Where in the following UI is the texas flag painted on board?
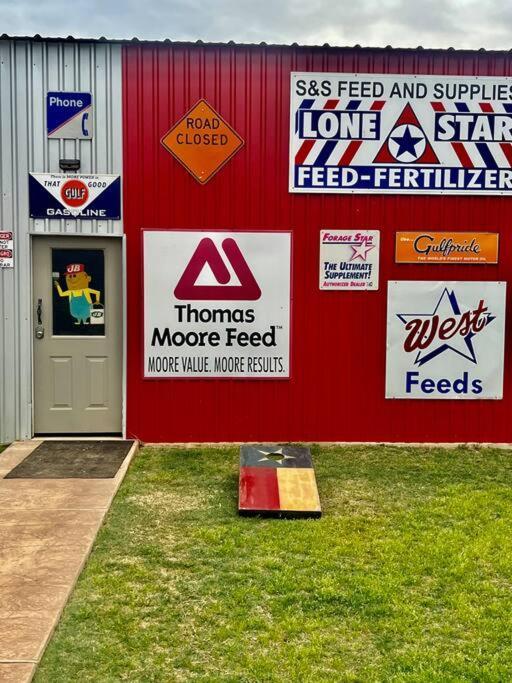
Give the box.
[238,444,321,517]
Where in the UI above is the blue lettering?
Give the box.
[472,379,483,394]
[404,371,483,396]
[421,378,435,394]
[406,371,420,393]
[437,379,451,394]
[453,373,469,394]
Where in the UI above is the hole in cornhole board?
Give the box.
[264,452,285,462]
[4,440,134,479]
[238,444,322,518]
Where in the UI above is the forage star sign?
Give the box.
[396,287,495,367]
[319,229,380,291]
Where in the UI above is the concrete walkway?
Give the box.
[0,440,138,683]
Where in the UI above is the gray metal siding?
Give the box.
[0,40,123,442]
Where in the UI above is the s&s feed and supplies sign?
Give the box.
[290,73,512,195]
[144,231,291,378]
[386,281,506,399]
[320,230,379,290]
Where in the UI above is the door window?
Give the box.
[52,248,105,336]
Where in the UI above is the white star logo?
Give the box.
[350,243,375,261]
[256,447,296,465]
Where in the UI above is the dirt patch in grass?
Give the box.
[127,487,214,513]
[35,445,512,682]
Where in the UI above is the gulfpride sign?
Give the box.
[143,230,291,378]
[386,281,506,399]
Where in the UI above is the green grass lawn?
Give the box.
[35,445,512,682]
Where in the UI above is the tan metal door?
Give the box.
[32,237,122,434]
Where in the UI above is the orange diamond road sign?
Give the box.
[161,99,244,184]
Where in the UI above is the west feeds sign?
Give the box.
[386,281,506,399]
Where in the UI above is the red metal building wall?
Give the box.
[123,43,512,443]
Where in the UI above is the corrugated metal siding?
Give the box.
[124,43,512,443]
[0,39,122,442]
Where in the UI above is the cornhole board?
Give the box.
[238,444,321,518]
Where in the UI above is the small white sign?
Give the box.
[0,231,14,269]
[144,230,291,378]
[320,230,379,290]
[386,281,506,399]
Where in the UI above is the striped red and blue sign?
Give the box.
[290,73,512,195]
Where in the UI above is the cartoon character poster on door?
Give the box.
[52,249,105,336]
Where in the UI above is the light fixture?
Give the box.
[59,158,80,172]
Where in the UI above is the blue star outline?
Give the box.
[396,288,495,367]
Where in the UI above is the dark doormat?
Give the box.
[5,440,134,479]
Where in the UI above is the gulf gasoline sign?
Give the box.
[290,73,512,195]
[143,230,291,378]
[29,173,121,219]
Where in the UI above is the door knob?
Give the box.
[35,298,44,339]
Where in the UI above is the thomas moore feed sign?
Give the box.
[144,230,291,378]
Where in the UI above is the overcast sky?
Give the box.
[2,0,512,51]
